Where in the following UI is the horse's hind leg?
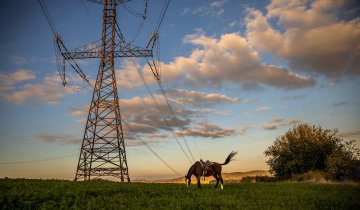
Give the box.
[213,175,219,188]
[219,175,224,190]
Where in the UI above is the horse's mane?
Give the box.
[186,161,199,177]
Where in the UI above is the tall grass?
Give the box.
[1,179,359,209]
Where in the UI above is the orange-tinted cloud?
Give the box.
[246,0,360,80]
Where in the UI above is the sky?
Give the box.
[0,0,359,181]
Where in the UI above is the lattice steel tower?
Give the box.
[57,0,154,182]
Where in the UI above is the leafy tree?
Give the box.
[264,123,360,180]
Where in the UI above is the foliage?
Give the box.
[264,123,360,180]
[240,176,277,183]
[1,179,360,210]
[290,170,330,183]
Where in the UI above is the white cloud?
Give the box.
[165,88,238,106]
[211,0,228,8]
[181,8,191,15]
[8,56,27,65]
[35,134,80,145]
[112,29,315,90]
[0,74,76,105]
[239,125,253,135]
[0,69,36,86]
[282,94,307,100]
[68,89,237,136]
[144,133,168,139]
[174,122,236,139]
[0,69,81,105]
[178,32,315,88]
[229,21,238,28]
[262,116,302,130]
[246,0,360,80]
[125,139,167,147]
[256,106,270,112]
[190,1,227,16]
[242,98,260,104]
[270,116,286,123]
[338,130,360,138]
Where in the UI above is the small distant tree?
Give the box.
[264,123,360,180]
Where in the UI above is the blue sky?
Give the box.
[0,0,359,181]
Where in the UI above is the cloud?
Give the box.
[35,134,80,145]
[181,8,191,15]
[113,29,315,91]
[0,69,36,85]
[125,139,167,147]
[115,58,182,90]
[229,21,238,28]
[211,0,228,8]
[270,116,286,123]
[0,74,76,105]
[8,56,27,65]
[69,88,237,136]
[184,1,227,16]
[282,94,307,100]
[165,88,238,106]
[338,130,360,138]
[144,133,168,139]
[246,0,360,80]
[70,96,189,134]
[174,122,236,139]
[35,133,166,147]
[256,106,270,112]
[69,106,88,116]
[262,116,302,130]
[262,124,277,130]
[242,98,260,104]
[178,32,314,89]
[239,125,253,135]
[332,102,349,108]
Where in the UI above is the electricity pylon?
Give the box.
[57,0,154,182]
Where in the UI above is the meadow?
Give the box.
[1,179,359,210]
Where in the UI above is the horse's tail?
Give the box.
[220,151,237,165]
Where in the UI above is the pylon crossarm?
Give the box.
[88,0,130,5]
[54,35,93,87]
[62,49,153,59]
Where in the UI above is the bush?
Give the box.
[241,176,277,183]
[290,171,330,183]
[264,124,360,181]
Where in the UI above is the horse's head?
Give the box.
[184,175,191,187]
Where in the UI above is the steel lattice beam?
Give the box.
[62,49,153,59]
[74,0,134,182]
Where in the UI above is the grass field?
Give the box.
[1,179,359,210]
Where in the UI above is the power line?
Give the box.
[80,0,101,31]
[38,0,58,36]
[0,154,77,165]
[38,0,92,88]
[156,80,196,162]
[130,58,194,165]
[122,120,182,177]
[154,0,170,33]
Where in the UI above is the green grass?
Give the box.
[1,179,359,210]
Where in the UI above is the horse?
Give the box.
[185,151,237,189]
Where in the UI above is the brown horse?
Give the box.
[185,151,237,189]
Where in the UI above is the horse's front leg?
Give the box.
[196,176,201,188]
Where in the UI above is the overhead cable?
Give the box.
[122,121,182,177]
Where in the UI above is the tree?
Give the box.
[264,123,359,180]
